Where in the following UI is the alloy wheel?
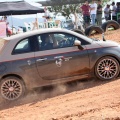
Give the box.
[1,78,23,100]
[96,57,119,80]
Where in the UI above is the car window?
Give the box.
[54,33,74,48]
[36,32,89,51]
[13,38,31,54]
[37,33,56,51]
[53,33,89,47]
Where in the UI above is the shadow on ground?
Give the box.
[0,78,119,111]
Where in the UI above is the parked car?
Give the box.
[0,28,120,101]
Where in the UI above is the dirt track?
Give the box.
[0,30,120,120]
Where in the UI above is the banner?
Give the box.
[0,22,6,38]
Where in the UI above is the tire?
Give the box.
[72,29,85,35]
[95,56,120,81]
[102,20,120,32]
[0,77,25,101]
[85,25,103,36]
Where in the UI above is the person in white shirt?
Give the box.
[111,2,117,21]
[42,7,51,28]
[44,7,50,19]
[104,4,111,21]
[90,0,97,25]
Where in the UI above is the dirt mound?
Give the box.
[90,29,120,44]
[1,78,120,120]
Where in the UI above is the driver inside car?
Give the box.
[41,34,53,50]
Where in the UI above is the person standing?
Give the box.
[44,7,50,20]
[97,0,102,26]
[1,16,11,36]
[116,2,120,21]
[90,0,97,25]
[80,0,91,28]
[1,16,9,28]
[111,2,117,21]
[104,4,111,21]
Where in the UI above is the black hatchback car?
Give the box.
[0,28,120,101]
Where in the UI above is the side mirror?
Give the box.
[74,40,84,50]
[74,40,81,46]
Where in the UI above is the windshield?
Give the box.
[78,34,94,43]
[71,30,94,43]
[0,38,8,53]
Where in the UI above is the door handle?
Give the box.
[36,58,47,62]
[54,56,64,59]
[64,57,72,61]
[54,56,72,61]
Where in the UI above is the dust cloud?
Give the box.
[0,79,96,110]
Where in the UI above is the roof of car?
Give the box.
[4,28,77,41]
[4,28,93,44]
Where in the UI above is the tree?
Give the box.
[48,3,83,29]
[47,0,110,29]
[38,0,110,6]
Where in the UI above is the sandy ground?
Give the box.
[0,29,120,120]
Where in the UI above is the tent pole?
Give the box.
[11,14,13,35]
[36,13,39,29]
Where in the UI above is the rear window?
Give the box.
[0,38,8,53]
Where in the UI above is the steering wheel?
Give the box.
[59,40,68,47]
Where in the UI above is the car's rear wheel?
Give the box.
[95,56,120,80]
[0,77,25,101]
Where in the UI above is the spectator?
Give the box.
[116,2,120,16]
[0,16,11,36]
[116,2,120,21]
[44,7,50,20]
[90,0,97,25]
[111,2,117,21]
[80,0,91,28]
[43,7,51,28]
[1,16,9,23]
[104,4,111,21]
[97,0,102,26]
[1,16,9,28]
[41,34,53,50]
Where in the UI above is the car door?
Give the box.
[34,32,90,81]
[11,36,40,88]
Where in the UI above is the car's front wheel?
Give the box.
[95,56,120,80]
[0,77,25,101]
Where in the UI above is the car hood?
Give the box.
[93,39,120,47]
